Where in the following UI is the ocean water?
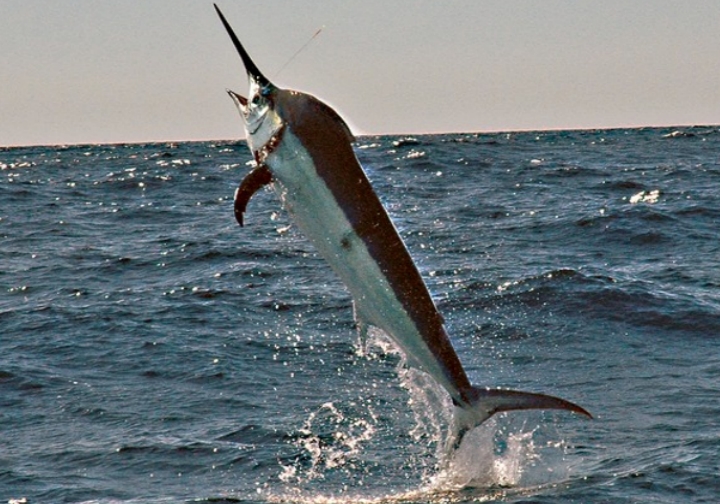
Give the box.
[1,126,719,503]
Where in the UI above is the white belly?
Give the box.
[265,130,460,397]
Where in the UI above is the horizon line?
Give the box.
[2,122,717,150]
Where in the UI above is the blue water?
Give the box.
[2,127,719,503]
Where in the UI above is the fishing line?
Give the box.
[274,26,325,79]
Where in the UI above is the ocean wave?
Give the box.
[3,129,720,503]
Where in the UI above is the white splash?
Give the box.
[629,189,660,204]
[279,401,378,484]
[271,329,575,503]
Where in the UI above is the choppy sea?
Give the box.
[2,126,720,503]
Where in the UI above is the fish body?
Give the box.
[214,4,590,440]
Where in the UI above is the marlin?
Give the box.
[214,5,591,444]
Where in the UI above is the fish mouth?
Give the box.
[226,89,247,108]
[226,89,264,135]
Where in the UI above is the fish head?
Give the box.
[226,85,283,155]
[215,4,284,154]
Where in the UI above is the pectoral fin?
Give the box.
[234,164,273,226]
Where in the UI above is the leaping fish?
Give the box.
[214,4,591,445]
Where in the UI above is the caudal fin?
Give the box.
[453,386,592,448]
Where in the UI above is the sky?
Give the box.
[1,0,719,147]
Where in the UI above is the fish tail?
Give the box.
[453,386,592,448]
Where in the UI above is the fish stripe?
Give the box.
[281,91,473,399]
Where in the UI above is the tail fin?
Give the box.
[453,386,592,448]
